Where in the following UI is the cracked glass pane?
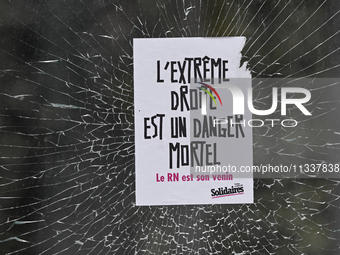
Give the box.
[0,0,339,254]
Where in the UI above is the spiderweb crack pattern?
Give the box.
[0,0,339,254]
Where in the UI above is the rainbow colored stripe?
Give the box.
[197,82,223,106]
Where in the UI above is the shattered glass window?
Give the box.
[0,0,339,254]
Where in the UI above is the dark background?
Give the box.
[0,0,339,254]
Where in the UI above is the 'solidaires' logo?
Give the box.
[211,183,244,199]
[198,82,311,116]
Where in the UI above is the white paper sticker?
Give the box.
[134,37,253,206]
